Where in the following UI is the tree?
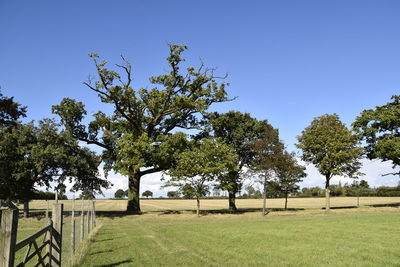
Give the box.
[275,152,306,209]
[251,125,285,215]
[181,184,196,199]
[202,111,272,211]
[0,90,26,128]
[167,191,180,198]
[353,95,400,176]
[52,44,230,213]
[166,138,238,216]
[0,119,110,216]
[296,114,363,211]
[115,189,126,199]
[142,190,153,198]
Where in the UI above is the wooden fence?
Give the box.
[0,200,96,267]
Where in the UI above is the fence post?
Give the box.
[0,207,18,267]
[71,196,75,254]
[51,204,63,266]
[86,209,90,235]
[80,200,84,242]
[46,200,49,219]
[91,200,96,229]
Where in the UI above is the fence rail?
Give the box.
[1,199,96,267]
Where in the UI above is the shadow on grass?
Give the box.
[156,207,305,216]
[96,259,133,267]
[367,202,400,208]
[321,206,358,210]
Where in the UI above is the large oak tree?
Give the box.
[52,44,230,213]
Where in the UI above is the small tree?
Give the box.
[166,138,237,216]
[251,125,285,216]
[296,114,363,211]
[115,189,126,199]
[181,184,196,199]
[142,190,153,198]
[275,152,306,209]
[167,191,179,198]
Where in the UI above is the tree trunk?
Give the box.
[262,179,267,216]
[196,197,200,217]
[23,200,29,218]
[127,172,142,214]
[228,191,237,212]
[325,176,331,212]
[285,192,288,210]
[325,188,330,212]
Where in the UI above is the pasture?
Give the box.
[22,196,400,213]
[12,197,400,266]
[78,209,400,266]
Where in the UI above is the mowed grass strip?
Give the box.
[79,209,400,266]
[23,197,400,213]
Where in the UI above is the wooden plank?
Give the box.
[15,226,51,251]
[0,208,18,267]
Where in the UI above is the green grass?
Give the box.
[79,209,400,266]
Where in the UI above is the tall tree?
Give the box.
[53,44,230,213]
[353,95,400,176]
[202,111,272,211]
[296,114,363,211]
[275,152,306,209]
[166,138,237,216]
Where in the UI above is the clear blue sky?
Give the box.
[1,1,399,195]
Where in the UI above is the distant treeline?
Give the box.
[298,184,400,198]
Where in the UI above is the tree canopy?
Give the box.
[202,111,274,211]
[296,114,363,211]
[166,138,238,216]
[0,90,26,128]
[353,95,400,176]
[52,44,231,213]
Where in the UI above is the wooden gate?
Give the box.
[0,203,63,267]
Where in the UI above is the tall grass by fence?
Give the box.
[0,199,97,267]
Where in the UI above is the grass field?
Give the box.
[22,197,400,213]
[78,208,400,266]
[12,197,400,266]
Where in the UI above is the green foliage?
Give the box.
[296,114,364,188]
[142,190,153,198]
[115,189,127,199]
[0,119,110,202]
[275,152,306,199]
[167,191,180,198]
[181,184,196,199]
[203,111,279,209]
[165,138,238,214]
[353,95,400,176]
[52,44,231,212]
[0,90,26,127]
